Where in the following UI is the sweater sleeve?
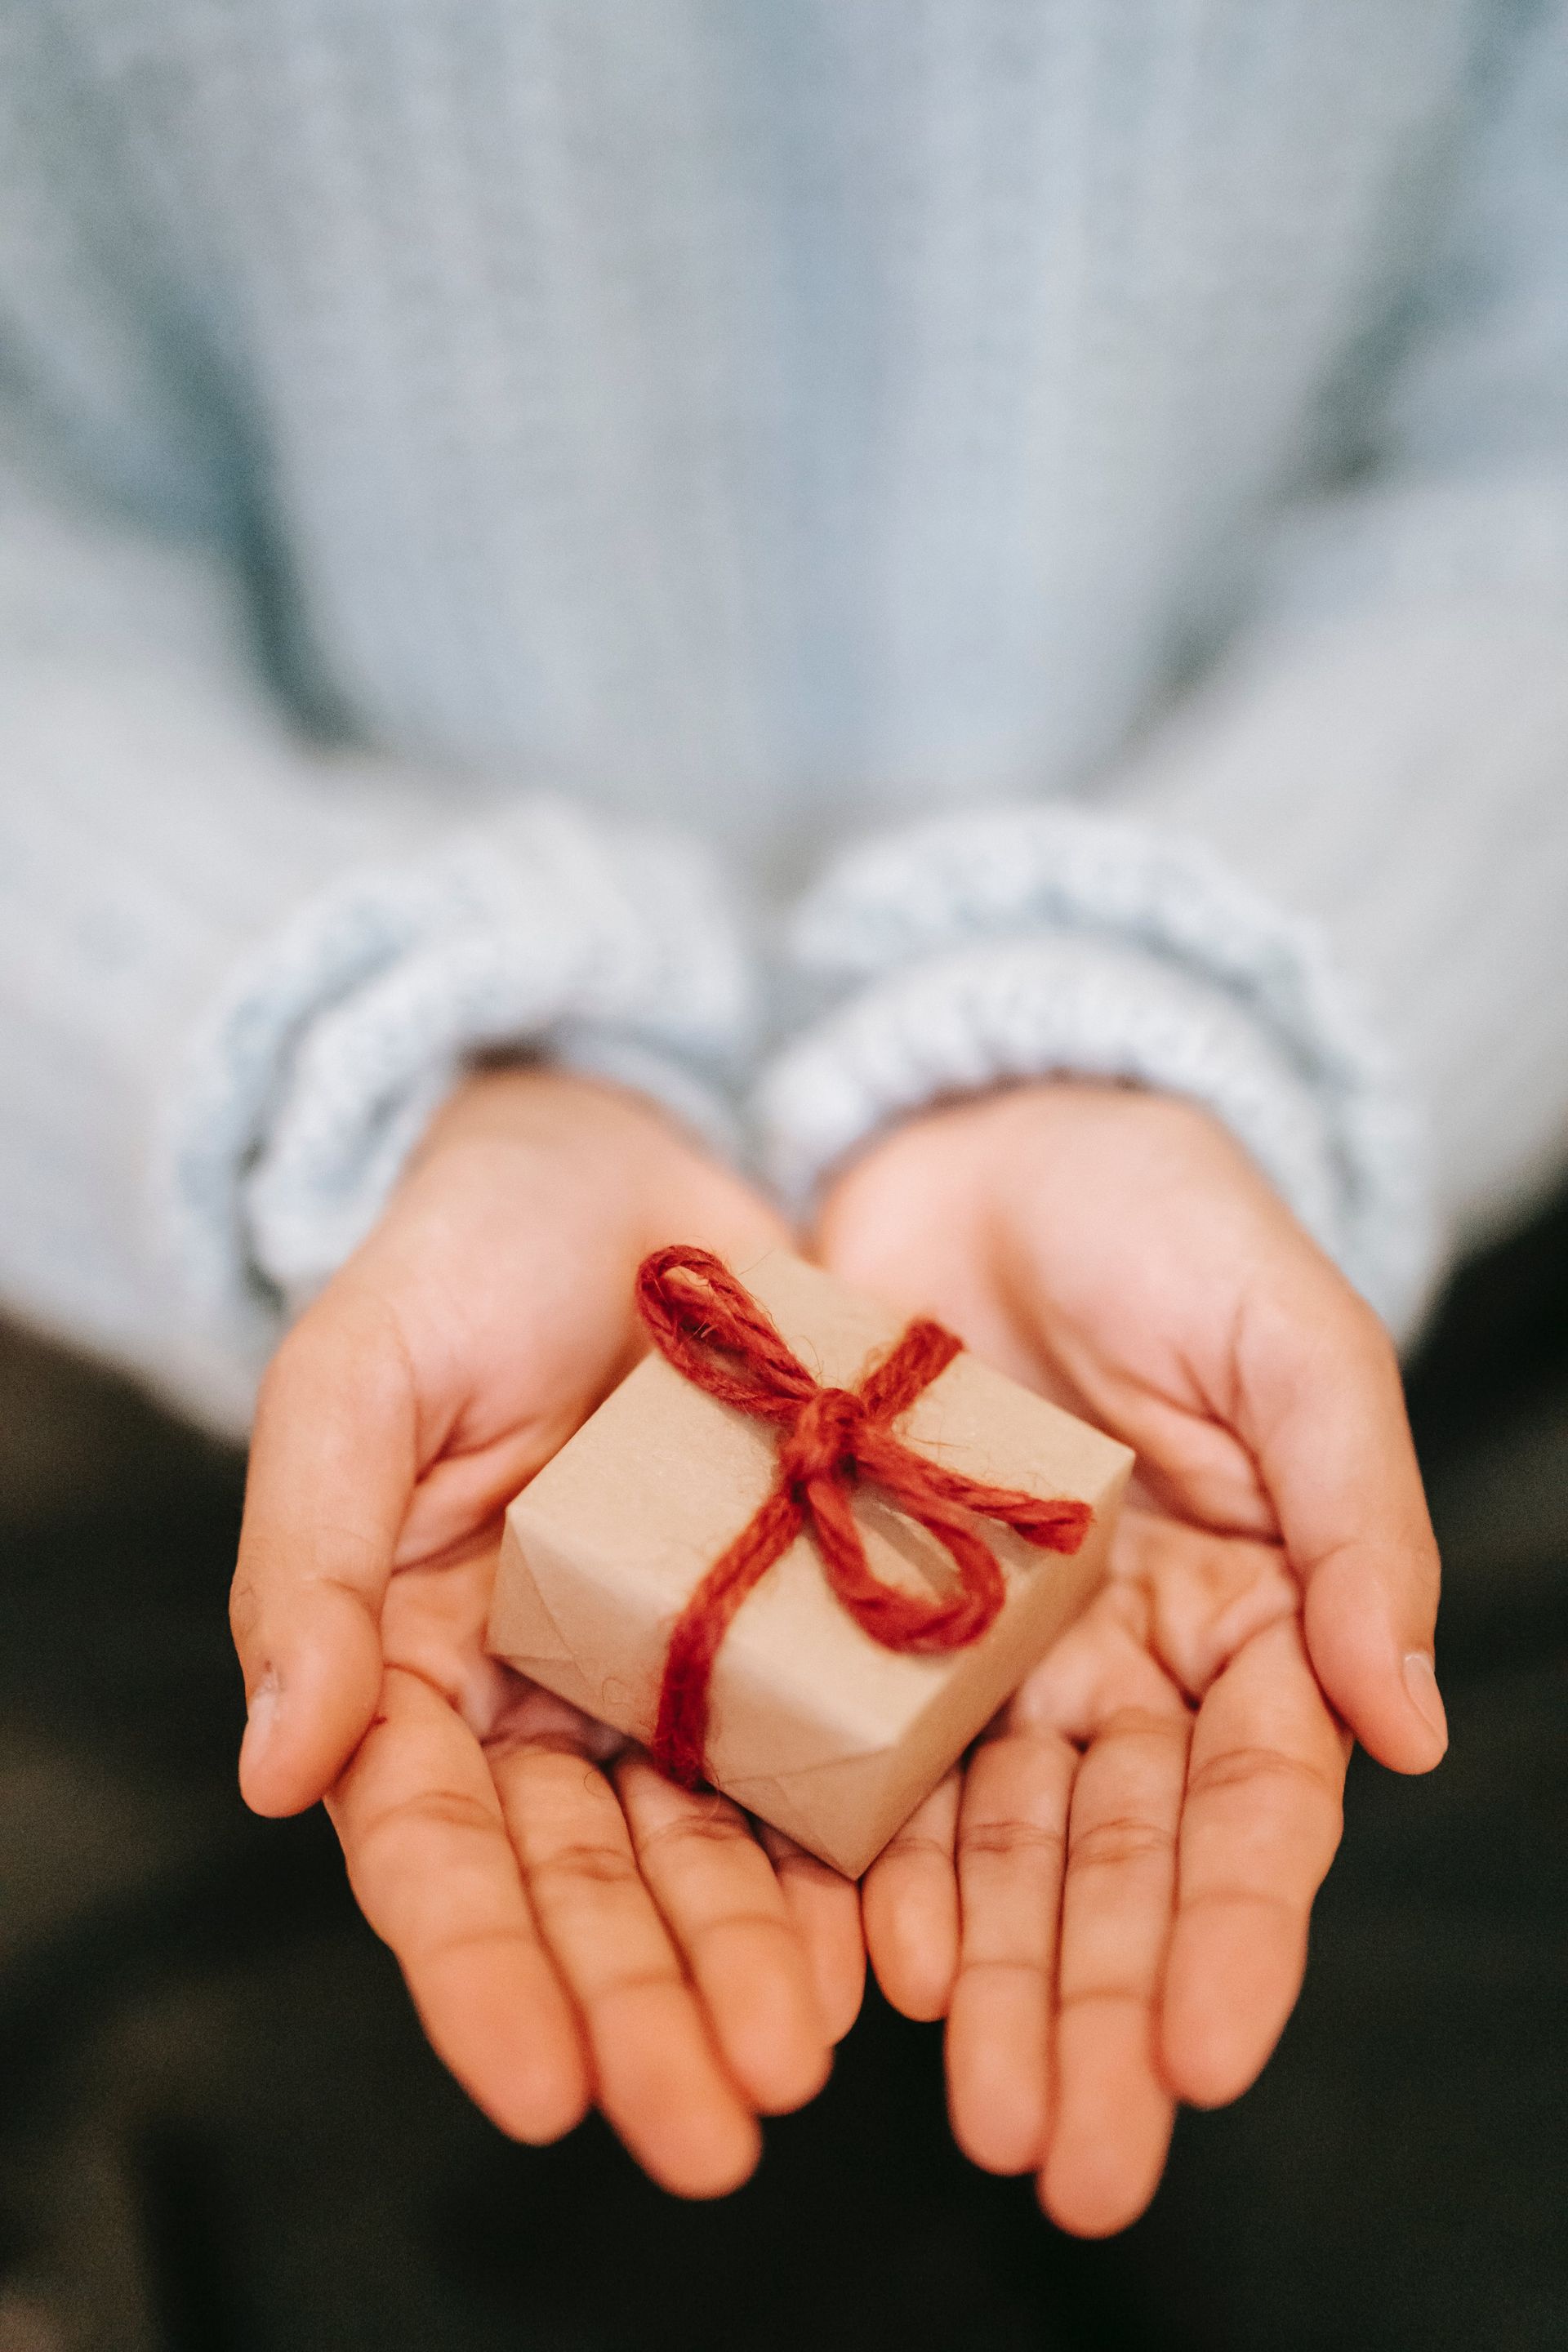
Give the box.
[0,42,748,1432]
[757,0,1568,1340]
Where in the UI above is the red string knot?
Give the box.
[778,1386,866,1493]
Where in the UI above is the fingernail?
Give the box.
[1401,1651,1448,1756]
[240,1672,280,1780]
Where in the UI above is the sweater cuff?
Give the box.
[160,797,751,1375]
[755,807,1437,1336]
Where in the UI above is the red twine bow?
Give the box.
[635,1245,1094,1788]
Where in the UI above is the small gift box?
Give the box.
[488,1247,1133,1878]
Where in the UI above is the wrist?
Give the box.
[817,1076,1290,1294]
[411,1061,688,1169]
[401,1062,788,1268]
[821,1073,1208,1212]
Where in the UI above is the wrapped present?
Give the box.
[487,1246,1133,1877]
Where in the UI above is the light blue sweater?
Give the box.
[2,1,1566,1430]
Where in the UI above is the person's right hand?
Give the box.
[229,1066,864,2197]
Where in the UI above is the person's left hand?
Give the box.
[816,1079,1446,2237]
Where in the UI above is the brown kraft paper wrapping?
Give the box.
[487,1249,1134,1878]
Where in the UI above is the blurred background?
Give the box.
[0,1187,1562,2352]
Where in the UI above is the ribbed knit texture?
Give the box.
[2,1,1566,1425]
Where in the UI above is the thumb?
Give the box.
[1241,1280,1446,1775]
[233,1290,417,1815]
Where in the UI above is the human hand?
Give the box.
[817,1080,1445,2236]
[231,1067,863,2196]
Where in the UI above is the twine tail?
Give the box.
[651,1486,805,1787]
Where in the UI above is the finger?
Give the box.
[615,1754,833,2114]
[1039,1706,1188,2239]
[945,1733,1075,2176]
[492,1735,761,2198]
[327,1664,590,2144]
[234,1289,416,1816]
[755,1824,866,2044]
[861,1771,962,2021]
[1240,1278,1446,1775]
[1162,1615,1348,2108]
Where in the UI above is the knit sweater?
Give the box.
[2,1,1566,1433]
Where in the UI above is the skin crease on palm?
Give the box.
[230,1065,1446,2229]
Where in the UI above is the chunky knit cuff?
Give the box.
[162,798,751,1376]
[755,807,1437,1336]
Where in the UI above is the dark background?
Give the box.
[1,1200,1564,2352]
